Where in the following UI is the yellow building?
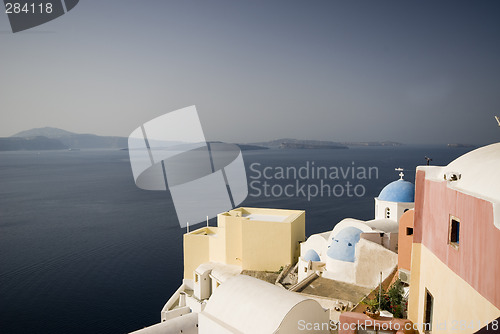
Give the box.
[183,207,305,279]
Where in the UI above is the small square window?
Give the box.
[449,217,460,248]
[406,227,414,236]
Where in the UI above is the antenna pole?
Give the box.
[379,271,382,312]
[206,216,209,227]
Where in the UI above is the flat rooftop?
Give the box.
[187,226,219,236]
[242,213,288,222]
[223,207,304,224]
[299,277,372,305]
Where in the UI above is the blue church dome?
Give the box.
[303,249,321,262]
[326,227,363,263]
[378,179,415,203]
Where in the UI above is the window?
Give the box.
[385,207,390,219]
[449,216,460,248]
[406,227,414,236]
[195,274,199,283]
[424,289,434,332]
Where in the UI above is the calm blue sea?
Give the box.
[0,146,473,333]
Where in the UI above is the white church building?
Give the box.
[298,173,415,287]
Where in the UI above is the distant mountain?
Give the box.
[341,141,402,147]
[249,138,402,149]
[0,136,68,151]
[234,144,269,151]
[447,143,476,148]
[6,128,402,151]
[278,142,347,150]
[11,127,127,149]
[12,127,75,138]
[250,138,348,149]
[8,127,271,151]
[124,142,269,151]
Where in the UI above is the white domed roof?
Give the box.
[445,143,500,202]
[419,142,500,230]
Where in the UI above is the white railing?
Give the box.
[160,283,186,321]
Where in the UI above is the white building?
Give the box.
[199,275,330,334]
[298,175,415,286]
[374,174,415,221]
[129,177,416,333]
[131,274,330,334]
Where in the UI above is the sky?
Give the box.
[0,0,499,145]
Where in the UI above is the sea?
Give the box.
[0,146,474,334]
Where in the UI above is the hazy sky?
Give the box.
[1,0,499,144]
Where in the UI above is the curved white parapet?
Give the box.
[129,312,198,334]
[199,275,330,334]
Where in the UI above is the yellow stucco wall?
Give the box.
[183,208,305,278]
[222,214,243,267]
[291,212,306,260]
[408,243,500,333]
[241,219,291,271]
[408,242,422,324]
[209,228,226,263]
[183,230,211,279]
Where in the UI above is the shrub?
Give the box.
[382,279,406,318]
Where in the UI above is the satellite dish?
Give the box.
[495,116,500,127]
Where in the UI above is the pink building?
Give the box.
[408,143,500,333]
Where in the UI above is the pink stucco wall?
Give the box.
[413,170,500,309]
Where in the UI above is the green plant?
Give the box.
[380,279,406,318]
[361,296,379,313]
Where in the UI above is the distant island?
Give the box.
[340,141,402,147]
[233,144,269,151]
[447,143,476,148]
[0,136,68,151]
[249,138,402,149]
[0,127,402,152]
[2,127,128,151]
[278,141,347,150]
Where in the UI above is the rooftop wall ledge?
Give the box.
[338,312,415,334]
